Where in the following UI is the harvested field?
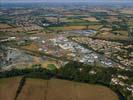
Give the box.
[45,17,77,23]
[63,26,86,30]
[0,78,119,100]
[0,27,23,32]
[0,23,12,29]
[21,42,39,52]
[82,17,99,22]
[48,25,102,31]
[86,25,102,30]
[18,78,118,100]
[96,32,130,41]
[113,31,129,36]
[100,28,112,31]
[120,9,133,14]
[0,77,21,100]
[107,16,119,22]
[76,82,118,100]
[48,26,86,31]
[17,78,48,100]
[46,79,76,100]
[0,25,43,32]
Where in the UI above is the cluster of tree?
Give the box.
[112,21,128,31]
[0,62,132,84]
[92,12,108,20]
[58,61,118,85]
[0,61,117,85]
[0,68,56,79]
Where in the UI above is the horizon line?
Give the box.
[1,1,133,3]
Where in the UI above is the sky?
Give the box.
[1,0,133,3]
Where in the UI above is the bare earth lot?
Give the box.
[82,17,99,22]
[0,23,12,29]
[0,77,119,100]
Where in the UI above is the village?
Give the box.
[72,37,133,67]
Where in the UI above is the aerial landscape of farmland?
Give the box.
[0,0,133,100]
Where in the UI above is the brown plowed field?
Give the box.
[0,77,119,100]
